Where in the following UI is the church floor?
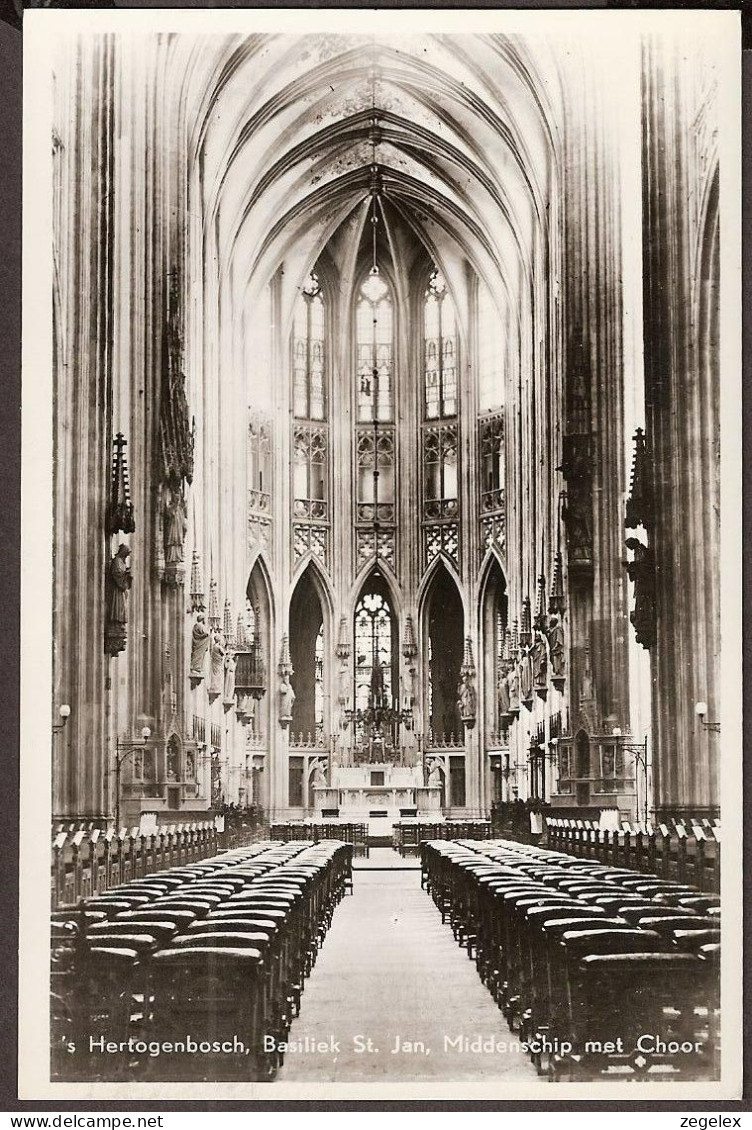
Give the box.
[277,856,538,1082]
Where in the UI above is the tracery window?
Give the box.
[293,271,326,421]
[478,283,503,413]
[479,413,504,514]
[424,269,457,419]
[357,270,393,423]
[423,424,458,520]
[293,425,328,521]
[354,588,395,745]
[248,416,271,516]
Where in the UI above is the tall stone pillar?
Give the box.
[640,35,721,817]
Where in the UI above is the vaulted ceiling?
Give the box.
[171,33,565,330]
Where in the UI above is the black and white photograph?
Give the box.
[19,8,742,1100]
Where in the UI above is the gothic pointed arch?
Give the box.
[420,558,465,744]
[288,559,332,741]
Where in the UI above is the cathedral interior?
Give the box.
[40,19,736,1092]
[50,27,721,835]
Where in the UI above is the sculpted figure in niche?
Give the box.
[164,490,187,566]
[547,616,565,678]
[209,628,225,696]
[106,543,132,655]
[190,612,211,677]
[279,671,296,722]
[311,761,327,789]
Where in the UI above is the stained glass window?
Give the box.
[293,271,326,420]
[354,589,395,743]
[424,269,457,419]
[357,269,393,423]
[478,282,503,412]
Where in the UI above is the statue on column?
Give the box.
[223,650,237,710]
[520,649,534,707]
[625,537,657,649]
[531,632,548,698]
[507,665,520,714]
[279,671,296,725]
[338,658,350,707]
[208,627,225,699]
[163,489,187,567]
[190,611,211,679]
[497,663,510,720]
[547,615,566,683]
[105,543,132,656]
[457,670,477,727]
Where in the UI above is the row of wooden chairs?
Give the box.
[270,823,369,857]
[393,821,491,856]
[421,838,720,1082]
[51,839,353,1081]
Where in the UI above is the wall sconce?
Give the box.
[53,704,71,733]
[694,702,720,734]
[114,726,152,830]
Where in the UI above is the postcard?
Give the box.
[18,7,742,1102]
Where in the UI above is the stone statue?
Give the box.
[190,612,211,677]
[520,650,534,703]
[625,537,656,649]
[311,761,327,789]
[279,671,296,722]
[497,666,510,717]
[457,671,477,723]
[185,749,196,780]
[163,490,187,566]
[507,666,520,713]
[547,616,566,679]
[209,628,225,696]
[427,758,442,788]
[338,659,350,706]
[223,650,237,706]
[531,632,548,689]
[105,543,132,656]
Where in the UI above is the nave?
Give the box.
[277,855,537,1082]
[51,834,720,1087]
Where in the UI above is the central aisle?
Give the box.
[277,860,539,1082]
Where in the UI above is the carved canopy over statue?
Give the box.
[105,543,132,656]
